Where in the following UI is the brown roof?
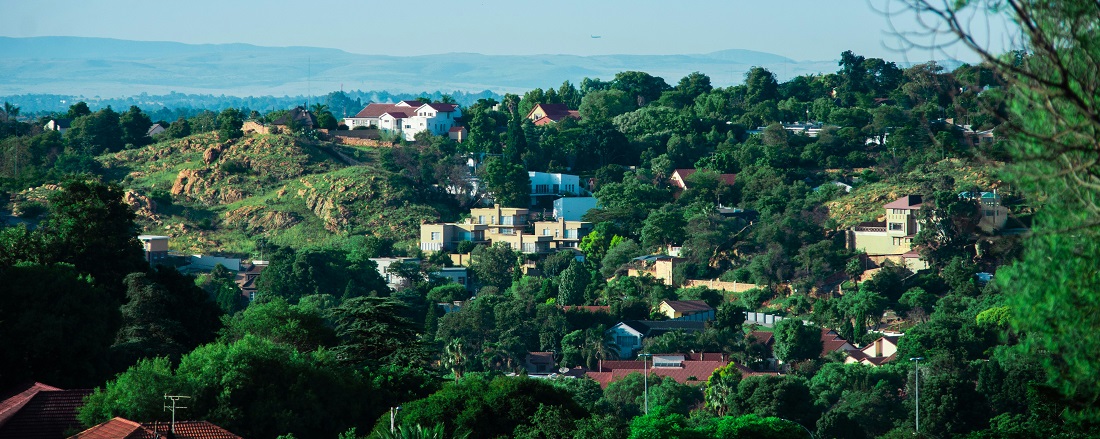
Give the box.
[529,104,580,123]
[883,195,923,210]
[661,300,714,313]
[748,331,774,347]
[271,107,317,129]
[70,418,243,439]
[448,126,467,133]
[820,328,855,357]
[350,102,424,119]
[0,383,90,439]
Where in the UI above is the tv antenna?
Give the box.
[163,394,191,434]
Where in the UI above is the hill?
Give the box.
[96,132,443,255]
[0,36,839,97]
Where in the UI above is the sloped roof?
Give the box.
[660,300,714,313]
[619,320,706,336]
[0,387,91,439]
[70,418,243,439]
[528,104,580,123]
[748,331,774,347]
[350,102,424,119]
[380,111,411,120]
[586,355,731,388]
[820,328,856,356]
[884,195,923,210]
[271,107,317,129]
[422,103,458,112]
[448,125,467,133]
[0,382,61,426]
[671,169,735,188]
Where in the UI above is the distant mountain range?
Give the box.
[0,36,843,98]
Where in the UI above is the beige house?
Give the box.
[961,191,1010,233]
[627,255,683,286]
[533,218,593,250]
[845,335,901,366]
[468,204,531,236]
[657,300,715,321]
[847,195,928,271]
[526,103,580,125]
[492,232,553,254]
[419,223,488,252]
[137,235,169,265]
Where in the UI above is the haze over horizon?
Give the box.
[0,0,1014,64]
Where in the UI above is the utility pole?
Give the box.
[910,357,924,435]
[639,353,653,415]
[163,394,191,435]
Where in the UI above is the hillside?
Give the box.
[98,132,442,255]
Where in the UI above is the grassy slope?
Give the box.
[101,132,441,255]
[826,158,1003,229]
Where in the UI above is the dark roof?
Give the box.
[672,169,735,188]
[424,103,458,112]
[381,111,410,119]
[0,382,89,439]
[748,331,774,347]
[820,328,855,356]
[620,320,706,336]
[661,300,714,313]
[70,418,243,439]
[48,119,72,129]
[351,102,424,118]
[884,195,923,210]
[528,104,580,123]
[271,107,317,129]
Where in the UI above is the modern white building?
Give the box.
[553,197,598,221]
[344,101,462,141]
[529,172,583,206]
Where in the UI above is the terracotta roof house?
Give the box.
[0,382,91,439]
[585,353,731,388]
[669,169,736,191]
[344,101,461,141]
[69,418,242,439]
[845,335,902,367]
[526,103,580,125]
[819,328,857,357]
[657,300,715,321]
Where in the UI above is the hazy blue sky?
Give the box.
[0,0,1013,62]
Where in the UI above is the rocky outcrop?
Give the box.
[123,190,158,217]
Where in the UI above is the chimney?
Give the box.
[874,339,883,357]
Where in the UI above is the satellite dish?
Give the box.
[559,367,570,374]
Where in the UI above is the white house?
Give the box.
[553,197,598,221]
[370,257,420,290]
[529,172,583,205]
[344,101,462,141]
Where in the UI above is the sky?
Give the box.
[0,0,1015,63]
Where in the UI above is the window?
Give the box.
[616,336,635,347]
[984,209,994,216]
[888,223,903,231]
[457,277,466,286]
[891,209,906,215]
[542,228,551,236]
[478,215,485,224]
[431,232,441,241]
[535,184,549,194]
[249,292,255,302]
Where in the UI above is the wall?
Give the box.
[553,197,597,221]
[683,279,767,293]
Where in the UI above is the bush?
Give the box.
[16,200,47,219]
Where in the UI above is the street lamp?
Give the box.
[910,357,924,435]
[638,353,653,415]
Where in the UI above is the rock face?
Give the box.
[203,144,226,164]
[123,190,158,216]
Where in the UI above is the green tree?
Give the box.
[479,156,530,207]
[113,268,224,365]
[558,260,590,306]
[640,205,686,251]
[216,107,244,140]
[78,356,179,427]
[119,105,153,147]
[0,262,120,388]
[772,319,823,365]
[218,296,336,352]
[66,106,123,154]
[332,296,424,367]
[579,90,634,121]
[165,117,192,139]
[470,242,519,291]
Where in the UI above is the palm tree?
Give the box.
[309,103,328,115]
[1,102,18,120]
[372,424,468,439]
[441,339,467,378]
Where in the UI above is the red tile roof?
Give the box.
[748,331,774,347]
[0,382,94,439]
[528,104,580,123]
[585,354,735,388]
[70,418,243,439]
[820,328,856,357]
[448,126,467,133]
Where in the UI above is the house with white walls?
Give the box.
[344,101,462,141]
